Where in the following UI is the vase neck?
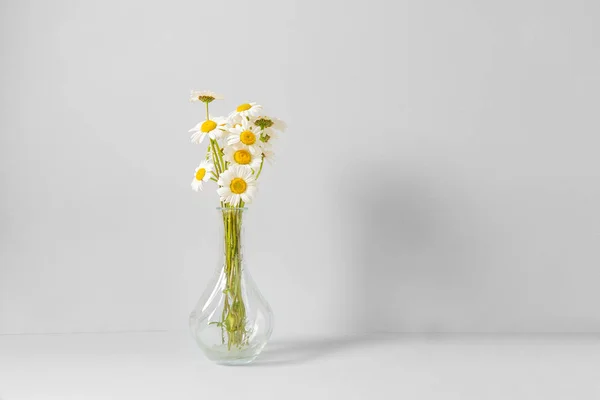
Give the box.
[218,208,246,270]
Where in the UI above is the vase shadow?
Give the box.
[249,334,391,367]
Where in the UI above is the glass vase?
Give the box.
[189,207,273,365]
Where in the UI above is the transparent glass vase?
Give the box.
[189,207,273,365]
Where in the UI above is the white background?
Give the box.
[1,0,600,337]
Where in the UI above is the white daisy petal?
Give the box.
[223,143,262,170]
[190,160,214,192]
[245,186,257,197]
[188,115,227,145]
[190,131,205,144]
[188,123,201,132]
[216,165,258,205]
[224,118,264,156]
[190,90,224,102]
[229,102,263,119]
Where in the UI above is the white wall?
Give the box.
[1,0,600,336]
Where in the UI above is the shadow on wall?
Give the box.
[252,166,490,366]
[335,162,487,333]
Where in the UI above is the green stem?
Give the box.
[255,156,265,179]
[254,126,266,179]
[219,209,248,350]
[203,101,228,174]
[210,139,222,175]
[217,143,226,172]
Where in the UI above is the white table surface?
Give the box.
[0,332,599,399]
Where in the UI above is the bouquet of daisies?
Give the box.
[187,90,286,351]
[188,90,286,206]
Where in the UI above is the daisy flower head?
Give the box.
[260,143,276,165]
[191,160,215,192]
[217,165,257,206]
[189,90,223,103]
[223,143,262,171]
[189,115,228,144]
[230,102,263,119]
[254,116,287,133]
[256,127,279,144]
[227,118,264,155]
[253,116,286,144]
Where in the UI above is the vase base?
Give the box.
[215,357,257,366]
[201,343,265,366]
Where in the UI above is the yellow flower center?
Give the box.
[230,178,247,194]
[233,149,252,165]
[236,103,252,112]
[240,130,256,145]
[195,168,206,181]
[201,120,217,133]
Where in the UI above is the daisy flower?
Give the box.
[253,116,286,144]
[223,144,262,171]
[227,118,264,155]
[257,127,279,144]
[189,90,223,103]
[217,165,257,206]
[191,160,215,192]
[261,144,276,165]
[189,116,227,144]
[254,116,287,132]
[230,102,263,119]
